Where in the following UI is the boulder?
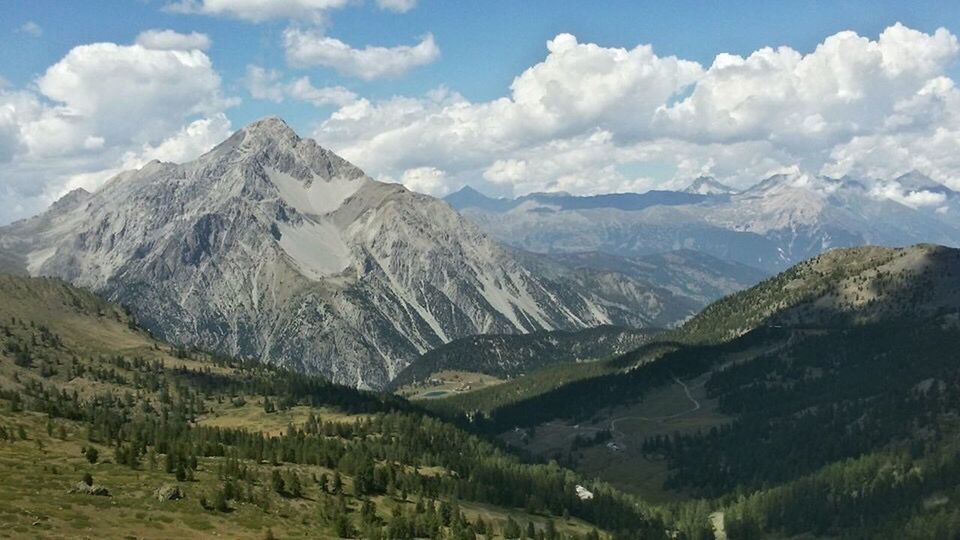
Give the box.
[69,481,111,496]
[155,484,184,501]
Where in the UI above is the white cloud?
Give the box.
[284,29,440,80]
[821,76,960,190]
[655,23,958,152]
[136,29,211,51]
[377,0,416,13]
[127,113,233,165]
[396,166,450,196]
[59,113,234,196]
[309,24,960,201]
[0,101,23,162]
[869,182,947,208]
[164,0,349,22]
[0,39,235,224]
[246,65,357,106]
[18,21,42,37]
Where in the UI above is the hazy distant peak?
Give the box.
[684,176,735,195]
[893,171,952,193]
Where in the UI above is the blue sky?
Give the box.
[5,1,959,130]
[2,0,960,222]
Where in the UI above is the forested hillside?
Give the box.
[389,326,657,392]
[0,274,664,539]
[429,245,960,539]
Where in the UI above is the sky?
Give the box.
[2,0,960,224]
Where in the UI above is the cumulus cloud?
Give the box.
[394,166,450,196]
[246,65,357,106]
[136,29,211,51]
[377,0,416,13]
[307,24,960,201]
[59,114,234,196]
[164,0,349,22]
[32,42,230,152]
[0,39,235,224]
[869,183,947,208]
[655,23,958,152]
[284,29,440,79]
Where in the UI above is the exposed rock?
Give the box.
[69,481,110,496]
[155,484,184,501]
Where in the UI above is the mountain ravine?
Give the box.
[0,117,677,389]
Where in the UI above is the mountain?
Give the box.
[542,249,767,306]
[444,244,960,538]
[0,273,661,538]
[450,174,960,273]
[0,118,662,389]
[445,186,708,213]
[388,325,659,391]
[443,185,516,212]
[683,176,736,195]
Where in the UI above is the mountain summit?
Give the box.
[0,118,633,388]
[683,176,736,195]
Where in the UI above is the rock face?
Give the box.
[0,118,659,388]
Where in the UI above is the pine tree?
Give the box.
[271,469,285,495]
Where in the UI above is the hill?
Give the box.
[389,326,658,394]
[430,244,960,538]
[0,274,667,539]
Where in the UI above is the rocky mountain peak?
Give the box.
[0,117,635,388]
[894,171,953,194]
[49,188,92,213]
[241,116,299,143]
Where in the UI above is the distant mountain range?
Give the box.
[447,173,960,273]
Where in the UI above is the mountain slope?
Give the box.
[0,274,662,539]
[0,118,653,389]
[463,243,960,427]
[448,244,960,538]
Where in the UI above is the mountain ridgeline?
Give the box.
[448,174,960,273]
[0,118,688,389]
[388,325,659,391]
